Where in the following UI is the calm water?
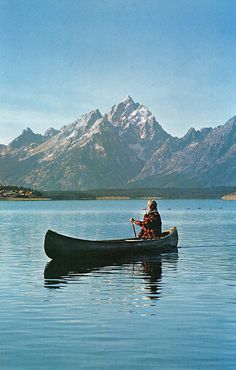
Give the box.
[0,199,236,369]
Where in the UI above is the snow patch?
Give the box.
[66,131,77,140]
[40,153,54,162]
[188,142,199,148]
[95,143,104,151]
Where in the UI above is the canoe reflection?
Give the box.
[44,253,178,301]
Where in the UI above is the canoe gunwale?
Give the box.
[45,228,176,244]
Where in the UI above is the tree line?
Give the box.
[42,187,236,200]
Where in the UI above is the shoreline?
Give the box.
[221,194,236,200]
[1,186,235,201]
[0,197,51,201]
[0,196,233,201]
[0,193,235,201]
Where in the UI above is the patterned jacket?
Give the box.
[134,211,162,239]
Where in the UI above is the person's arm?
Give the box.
[134,220,143,227]
[130,217,143,227]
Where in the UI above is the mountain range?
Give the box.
[0,96,235,190]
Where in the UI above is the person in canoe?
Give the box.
[130,199,162,239]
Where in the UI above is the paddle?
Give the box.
[130,219,137,238]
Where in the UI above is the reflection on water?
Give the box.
[141,260,162,299]
[44,253,178,302]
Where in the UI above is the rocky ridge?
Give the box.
[0,97,235,190]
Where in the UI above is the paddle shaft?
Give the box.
[131,221,137,238]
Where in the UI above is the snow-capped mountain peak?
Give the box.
[122,95,135,105]
[108,96,139,123]
[107,98,169,147]
[54,109,103,144]
[1,97,235,190]
[71,109,102,130]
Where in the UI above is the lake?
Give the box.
[0,199,236,369]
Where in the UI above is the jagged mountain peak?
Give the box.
[109,98,155,130]
[44,127,60,139]
[1,97,235,190]
[186,127,196,134]
[122,95,135,105]
[210,116,236,138]
[71,109,102,130]
[81,108,102,121]
[53,109,103,145]
[182,127,197,141]
[23,127,34,134]
[9,127,44,149]
[224,115,236,127]
[83,113,112,139]
[108,97,139,123]
[112,100,169,143]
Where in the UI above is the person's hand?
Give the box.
[130,217,135,222]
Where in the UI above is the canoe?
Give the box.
[44,227,178,261]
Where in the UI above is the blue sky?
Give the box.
[0,0,236,144]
